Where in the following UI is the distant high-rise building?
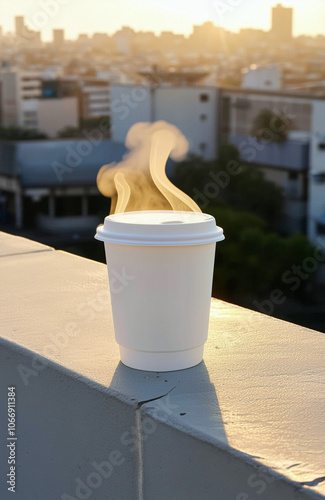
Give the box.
[271,4,293,41]
[78,34,89,44]
[14,15,41,44]
[190,22,224,52]
[53,29,65,45]
[15,16,25,37]
[32,31,41,44]
[114,27,135,56]
[133,31,157,53]
[92,32,110,46]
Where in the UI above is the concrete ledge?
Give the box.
[0,231,53,257]
[0,339,138,500]
[0,232,324,500]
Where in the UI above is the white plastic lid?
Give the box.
[95,210,225,246]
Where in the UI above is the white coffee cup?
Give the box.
[95,210,225,372]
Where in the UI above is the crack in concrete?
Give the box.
[135,386,176,500]
[136,386,176,409]
[300,476,325,487]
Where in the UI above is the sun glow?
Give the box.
[0,0,322,40]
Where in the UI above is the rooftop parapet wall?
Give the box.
[0,231,324,500]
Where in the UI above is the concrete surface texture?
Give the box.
[0,231,53,257]
[0,231,324,500]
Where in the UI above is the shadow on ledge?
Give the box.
[109,360,228,445]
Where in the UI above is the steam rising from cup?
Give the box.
[95,120,225,371]
[97,121,201,214]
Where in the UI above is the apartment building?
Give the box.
[309,99,325,248]
[242,65,282,91]
[110,84,219,160]
[42,77,110,122]
[219,86,325,245]
[0,69,78,137]
[0,70,42,127]
[0,140,127,233]
[110,80,325,245]
[80,78,110,120]
[1,70,324,248]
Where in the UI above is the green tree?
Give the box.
[57,117,110,139]
[250,108,292,143]
[171,145,315,309]
[217,142,241,165]
[57,126,83,138]
[171,153,210,196]
[0,126,48,140]
[172,144,285,229]
[80,117,110,134]
[208,206,315,306]
[220,162,284,228]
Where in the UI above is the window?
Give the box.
[21,77,41,82]
[234,98,250,110]
[200,142,207,152]
[56,196,82,217]
[200,114,207,121]
[313,173,325,184]
[22,85,40,90]
[200,93,209,102]
[88,195,107,215]
[24,120,38,128]
[43,88,56,98]
[24,111,37,118]
[317,222,325,235]
[288,171,298,180]
[318,142,325,150]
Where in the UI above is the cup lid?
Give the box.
[95,210,225,246]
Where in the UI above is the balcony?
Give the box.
[0,231,324,500]
[229,134,309,171]
[36,214,101,235]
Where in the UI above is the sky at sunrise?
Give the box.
[0,0,324,40]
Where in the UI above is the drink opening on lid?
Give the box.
[161,220,184,225]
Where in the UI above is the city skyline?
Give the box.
[0,0,324,41]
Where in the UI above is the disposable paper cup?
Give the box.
[95,211,224,372]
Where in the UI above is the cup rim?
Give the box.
[95,210,225,246]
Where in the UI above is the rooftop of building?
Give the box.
[219,85,325,100]
[0,231,324,499]
[0,139,127,188]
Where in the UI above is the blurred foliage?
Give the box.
[208,206,315,305]
[172,143,316,307]
[57,116,110,139]
[57,126,82,138]
[173,143,284,229]
[250,108,292,143]
[0,125,48,140]
[80,117,110,132]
